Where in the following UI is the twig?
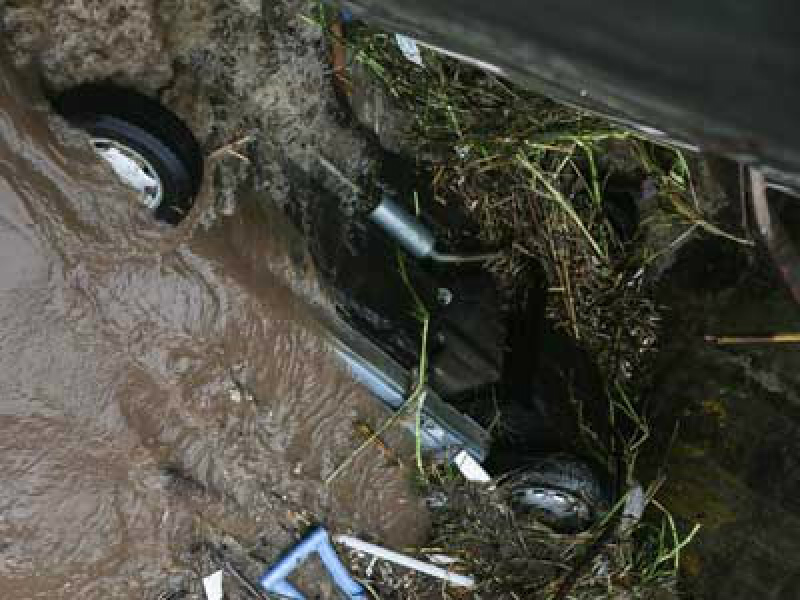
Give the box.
[553,520,617,600]
[354,421,404,467]
[639,223,699,272]
[208,546,271,600]
[325,388,427,486]
[669,195,754,246]
[739,163,751,239]
[326,287,430,484]
[316,153,362,195]
[397,252,431,476]
[209,135,254,163]
[220,560,271,600]
[674,150,699,212]
[518,153,607,260]
[696,218,755,246]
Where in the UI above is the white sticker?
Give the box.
[395,34,424,67]
[454,449,491,483]
[202,570,223,600]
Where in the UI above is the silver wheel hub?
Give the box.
[91,137,163,210]
[512,486,592,522]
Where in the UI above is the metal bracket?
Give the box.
[259,526,366,599]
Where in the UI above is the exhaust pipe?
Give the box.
[369,196,500,263]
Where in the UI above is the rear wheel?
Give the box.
[503,453,611,533]
[55,84,203,225]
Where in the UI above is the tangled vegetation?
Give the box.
[314,11,750,383]
[304,6,722,599]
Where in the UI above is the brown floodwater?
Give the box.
[0,53,426,598]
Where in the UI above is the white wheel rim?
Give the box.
[513,486,592,522]
[91,137,164,210]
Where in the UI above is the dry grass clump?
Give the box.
[319,13,668,381]
[345,466,693,600]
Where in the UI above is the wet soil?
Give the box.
[642,240,800,599]
[0,2,429,597]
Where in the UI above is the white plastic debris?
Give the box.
[394,34,424,66]
[618,483,646,536]
[202,570,224,600]
[425,490,449,508]
[97,146,160,198]
[454,449,491,483]
[416,41,505,76]
[334,535,474,588]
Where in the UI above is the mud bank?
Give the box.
[644,229,800,600]
[0,27,425,600]
[2,0,378,222]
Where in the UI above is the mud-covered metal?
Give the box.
[341,0,800,192]
[369,195,436,259]
[505,453,611,533]
[328,317,490,461]
[369,196,502,264]
[298,175,505,399]
[258,526,366,599]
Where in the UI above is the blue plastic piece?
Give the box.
[259,526,366,599]
[319,1,355,23]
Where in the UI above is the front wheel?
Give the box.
[55,84,204,225]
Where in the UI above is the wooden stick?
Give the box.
[330,20,351,97]
[705,333,800,344]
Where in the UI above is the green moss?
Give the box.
[658,459,741,529]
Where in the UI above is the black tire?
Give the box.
[503,453,612,533]
[55,84,203,225]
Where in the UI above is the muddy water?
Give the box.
[0,56,426,598]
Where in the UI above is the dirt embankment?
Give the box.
[0,1,428,598]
